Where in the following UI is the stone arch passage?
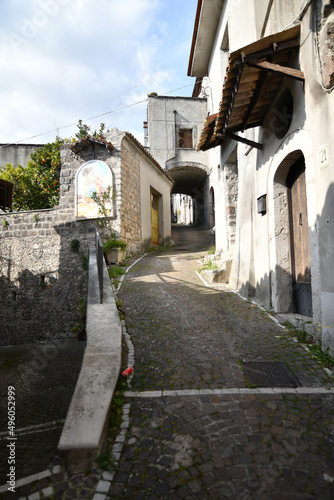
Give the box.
[167,162,209,227]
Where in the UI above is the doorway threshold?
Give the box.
[276,312,315,335]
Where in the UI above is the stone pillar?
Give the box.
[224,163,238,250]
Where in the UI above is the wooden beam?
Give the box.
[233,37,300,66]
[227,133,263,150]
[246,58,304,81]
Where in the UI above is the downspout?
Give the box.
[167,110,177,162]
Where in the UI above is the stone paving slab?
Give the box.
[118,250,333,392]
[106,392,334,499]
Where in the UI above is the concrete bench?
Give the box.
[58,248,122,473]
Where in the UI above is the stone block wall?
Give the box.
[120,142,142,254]
[0,135,169,345]
[0,208,96,345]
[0,143,107,346]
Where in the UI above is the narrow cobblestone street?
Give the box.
[1,226,334,499]
[113,226,334,499]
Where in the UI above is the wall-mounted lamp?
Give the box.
[257,194,267,215]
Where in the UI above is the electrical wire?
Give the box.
[281,0,314,31]
[0,80,203,149]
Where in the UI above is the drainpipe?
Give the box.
[167,110,177,162]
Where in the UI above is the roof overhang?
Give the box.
[69,136,114,153]
[197,24,304,152]
[188,0,225,77]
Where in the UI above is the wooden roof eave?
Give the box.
[196,25,303,152]
[232,25,301,65]
[196,113,218,151]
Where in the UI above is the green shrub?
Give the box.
[103,239,127,252]
[95,451,116,471]
[201,261,218,271]
[108,266,126,278]
[0,140,63,210]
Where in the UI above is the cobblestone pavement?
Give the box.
[1,226,334,499]
[113,227,334,499]
[0,339,85,497]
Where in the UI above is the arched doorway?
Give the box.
[166,162,209,227]
[273,151,312,316]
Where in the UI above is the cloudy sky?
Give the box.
[0,0,198,146]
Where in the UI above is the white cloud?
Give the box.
[0,0,196,146]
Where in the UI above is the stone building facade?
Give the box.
[120,140,141,248]
[105,129,174,253]
[145,95,209,227]
[188,0,334,351]
[0,132,173,345]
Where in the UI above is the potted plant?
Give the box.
[103,237,127,265]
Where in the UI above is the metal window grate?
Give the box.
[242,361,301,388]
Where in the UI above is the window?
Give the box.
[178,129,193,149]
[273,88,293,140]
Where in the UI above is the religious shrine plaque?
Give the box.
[76,160,113,219]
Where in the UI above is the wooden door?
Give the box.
[151,191,159,246]
[287,158,312,316]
